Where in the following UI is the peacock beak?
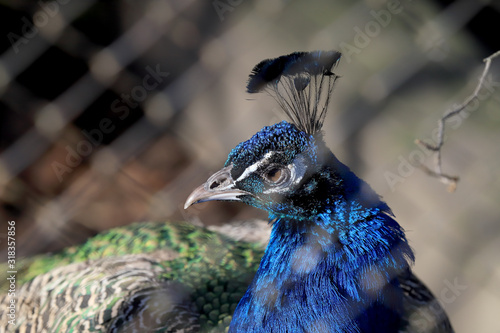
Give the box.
[184,165,252,209]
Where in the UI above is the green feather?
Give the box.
[0,221,265,332]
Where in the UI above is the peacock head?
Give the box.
[184,120,340,218]
[184,51,382,218]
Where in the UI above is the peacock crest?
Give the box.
[246,50,342,135]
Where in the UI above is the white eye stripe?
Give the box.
[236,152,307,194]
[236,151,275,182]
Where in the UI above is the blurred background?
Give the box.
[0,0,499,331]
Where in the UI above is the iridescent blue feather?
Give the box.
[222,51,452,332]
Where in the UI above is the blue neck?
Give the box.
[229,197,414,333]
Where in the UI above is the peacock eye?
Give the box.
[263,166,287,184]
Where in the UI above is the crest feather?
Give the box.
[247,50,341,135]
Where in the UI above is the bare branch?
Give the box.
[416,50,500,192]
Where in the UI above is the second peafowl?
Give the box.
[0,51,454,332]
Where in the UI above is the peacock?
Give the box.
[0,50,453,332]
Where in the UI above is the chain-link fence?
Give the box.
[0,1,499,332]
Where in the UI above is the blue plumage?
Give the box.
[185,50,453,332]
[224,122,412,332]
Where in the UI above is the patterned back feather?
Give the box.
[0,222,265,332]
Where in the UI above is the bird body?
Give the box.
[0,222,264,332]
[185,51,454,332]
[217,121,411,332]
